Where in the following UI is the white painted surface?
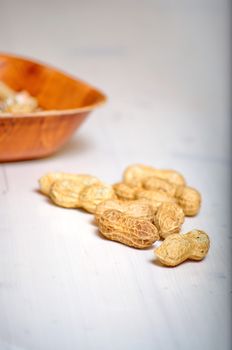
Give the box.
[0,1,231,349]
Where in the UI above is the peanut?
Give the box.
[113,182,137,200]
[95,198,154,223]
[154,230,210,266]
[123,164,156,187]
[49,179,85,208]
[178,186,201,216]
[154,202,185,239]
[123,164,186,187]
[39,172,101,195]
[143,176,184,198]
[79,184,116,213]
[185,230,210,260]
[98,209,159,249]
[151,169,186,186]
[136,189,177,213]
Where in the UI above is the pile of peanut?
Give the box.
[39,164,210,267]
[0,81,41,114]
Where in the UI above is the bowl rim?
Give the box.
[0,52,107,119]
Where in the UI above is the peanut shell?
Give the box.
[98,209,159,249]
[143,176,184,198]
[95,198,154,223]
[113,182,137,200]
[186,230,210,260]
[178,186,201,216]
[39,172,101,195]
[155,202,185,239]
[49,179,85,208]
[154,230,210,266]
[79,184,116,213]
[123,164,186,188]
[136,189,176,213]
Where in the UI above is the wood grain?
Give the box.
[0,54,106,162]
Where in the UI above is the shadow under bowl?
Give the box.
[0,53,107,162]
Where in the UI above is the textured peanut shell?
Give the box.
[39,172,101,195]
[178,186,201,216]
[186,230,210,260]
[49,179,85,208]
[151,169,186,186]
[154,230,210,266]
[123,164,186,188]
[113,182,137,200]
[155,234,191,266]
[136,189,177,213]
[143,176,184,198]
[79,184,116,213]
[95,198,154,223]
[98,209,159,249]
[123,164,157,187]
[155,202,185,239]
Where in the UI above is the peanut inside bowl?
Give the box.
[0,53,107,162]
[0,81,41,114]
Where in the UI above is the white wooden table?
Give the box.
[0,1,231,349]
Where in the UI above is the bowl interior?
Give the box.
[0,54,106,112]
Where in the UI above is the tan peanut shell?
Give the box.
[79,184,116,213]
[95,198,154,223]
[154,230,210,266]
[113,182,137,200]
[123,164,157,187]
[178,186,201,216]
[49,179,85,208]
[151,169,186,186]
[123,164,186,188]
[136,189,177,213]
[143,176,184,198]
[187,230,210,260]
[39,172,101,195]
[98,209,159,249]
[155,202,185,239]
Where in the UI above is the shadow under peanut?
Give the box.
[149,257,206,268]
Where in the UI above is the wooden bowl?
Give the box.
[0,53,107,162]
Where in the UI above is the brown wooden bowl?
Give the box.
[0,53,107,162]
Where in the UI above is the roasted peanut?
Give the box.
[95,198,154,223]
[123,164,186,187]
[39,172,101,195]
[178,186,201,216]
[79,184,116,213]
[185,230,210,260]
[50,179,85,208]
[136,189,177,213]
[98,209,159,249]
[154,230,210,266]
[143,177,201,216]
[151,169,186,186]
[123,164,156,187]
[143,176,184,198]
[154,202,185,239]
[113,182,137,200]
